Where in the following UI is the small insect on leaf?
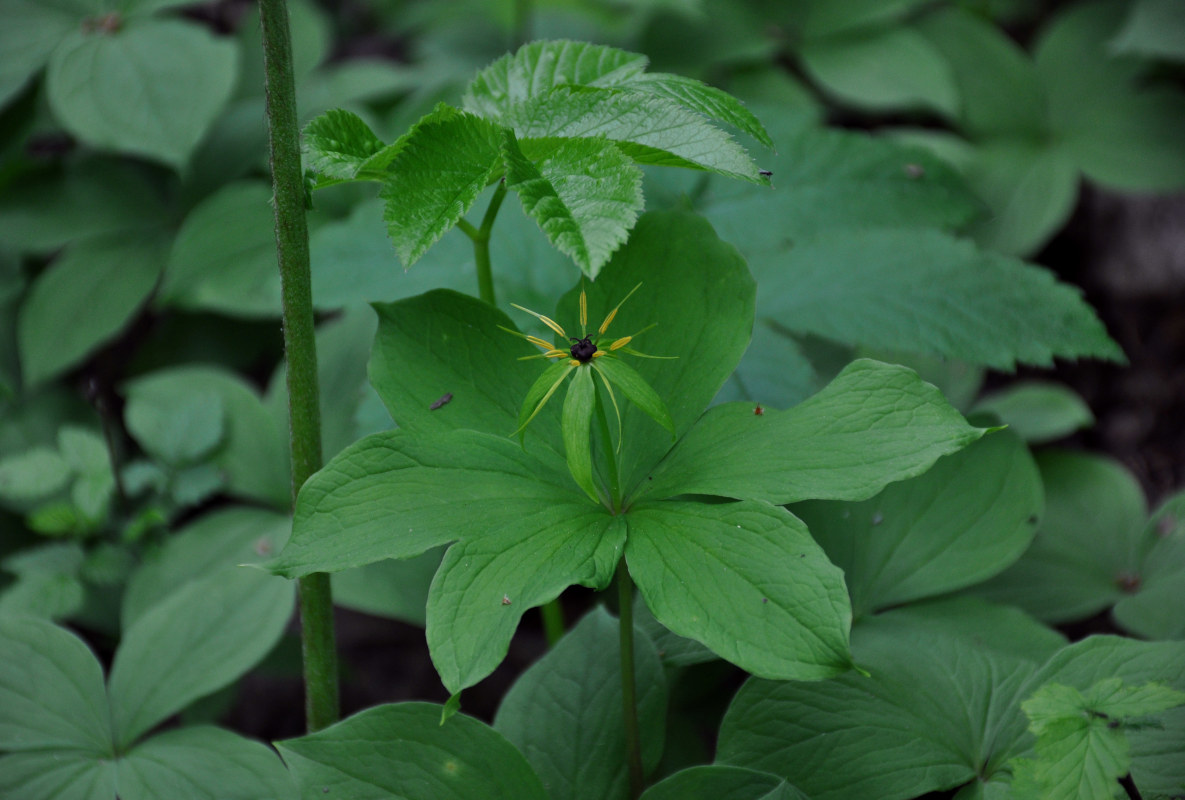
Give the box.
[501,594,512,605]
[430,392,453,410]
[753,404,764,416]
[758,170,772,177]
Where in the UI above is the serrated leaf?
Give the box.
[380,105,504,267]
[504,133,643,276]
[757,228,1123,369]
[18,231,168,385]
[626,499,853,680]
[46,19,238,168]
[494,607,667,800]
[301,108,386,180]
[277,703,549,800]
[427,498,623,693]
[508,86,764,183]
[642,359,986,505]
[623,72,773,147]
[1024,679,1185,735]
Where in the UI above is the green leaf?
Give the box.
[122,367,290,508]
[108,565,294,748]
[914,6,1047,139]
[46,19,238,168]
[269,429,578,578]
[973,381,1094,443]
[159,181,280,317]
[799,0,934,37]
[277,702,550,800]
[757,229,1122,370]
[554,211,756,494]
[972,452,1147,623]
[331,550,443,627]
[516,360,574,446]
[125,389,223,466]
[0,615,111,753]
[643,359,986,505]
[380,104,504,267]
[801,26,958,116]
[641,766,808,800]
[1110,0,1185,61]
[0,0,79,109]
[0,751,116,800]
[0,446,71,503]
[427,504,624,692]
[301,108,387,180]
[504,133,643,277]
[494,607,667,800]
[117,726,297,800]
[0,571,86,620]
[508,86,765,183]
[18,231,168,385]
[795,428,1042,619]
[717,602,1058,800]
[592,357,675,437]
[622,72,773,147]
[1113,491,1185,639]
[122,506,291,627]
[561,365,599,502]
[1036,0,1185,191]
[626,499,852,681]
[1024,679,1185,735]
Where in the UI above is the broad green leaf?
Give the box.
[0,158,170,254]
[159,181,280,317]
[46,19,238,168]
[1010,718,1129,800]
[717,602,1056,800]
[0,571,86,620]
[1113,491,1185,639]
[625,499,853,680]
[973,452,1147,623]
[632,593,716,668]
[1022,637,1185,798]
[1036,0,1185,191]
[124,389,223,466]
[801,26,958,116]
[122,367,290,508]
[117,726,297,800]
[561,365,599,502]
[554,211,755,494]
[0,446,71,503]
[269,429,578,578]
[380,105,504,267]
[494,607,667,800]
[593,357,675,438]
[301,108,386,180]
[623,72,773,147]
[277,702,549,800]
[508,87,765,183]
[794,428,1042,619]
[713,321,818,408]
[756,229,1121,370]
[643,360,986,505]
[962,137,1080,257]
[122,506,291,627]
[18,231,168,385]
[427,504,624,692]
[1024,679,1185,735]
[973,381,1094,443]
[59,427,115,523]
[0,751,116,800]
[0,0,78,109]
[914,6,1047,139]
[108,566,294,748]
[331,550,442,627]
[1110,0,1185,61]
[641,766,808,800]
[797,0,934,38]
[504,133,643,277]
[0,615,111,753]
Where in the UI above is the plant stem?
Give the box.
[617,557,645,800]
[460,181,508,305]
[259,0,339,733]
[540,600,565,646]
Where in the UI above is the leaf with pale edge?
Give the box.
[301,108,386,180]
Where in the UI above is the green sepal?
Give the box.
[515,360,574,441]
[562,366,599,502]
[593,356,675,439]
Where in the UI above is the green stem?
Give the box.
[461,181,508,305]
[540,600,565,646]
[259,0,339,733]
[617,557,645,799]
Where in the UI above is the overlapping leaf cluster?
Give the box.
[302,40,771,276]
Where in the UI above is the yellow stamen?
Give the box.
[592,351,605,358]
[525,335,555,351]
[597,282,642,335]
[579,287,588,333]
[511,303,567,338]
[608,336,631,351]
[568,358,581,367]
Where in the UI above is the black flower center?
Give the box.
[570,336,597,363]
